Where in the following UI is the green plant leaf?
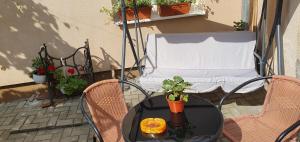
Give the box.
[168,94,176,101]
[173,75,183,83]
[182,95,188,102]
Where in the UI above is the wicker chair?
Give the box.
[219,76,300,142]
[80,79,150,142]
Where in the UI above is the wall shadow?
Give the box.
[0,0,101,79]
[147,16,233,33]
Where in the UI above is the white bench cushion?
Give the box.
[140,32,263,93]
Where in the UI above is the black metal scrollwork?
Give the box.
[38,39,94,105]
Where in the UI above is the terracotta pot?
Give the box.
[32,74,46,83]
[158,2,191,17]
[166,96,184,113]
[118,6,152,21]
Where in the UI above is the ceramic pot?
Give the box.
[166,96,184,113]
[32,74,46,83]
[158,2,191,17]
[60,88,66,95]
[118,6,152,21]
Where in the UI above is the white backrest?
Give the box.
[145,32,256,70]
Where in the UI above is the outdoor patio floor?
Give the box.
[0,85,297,142]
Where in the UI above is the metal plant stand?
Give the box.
[38,40,94,107]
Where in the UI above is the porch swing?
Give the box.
[119,0,284,93]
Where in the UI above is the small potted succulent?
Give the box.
[101,0,152,21]
[54,68,87,96]
[162,75,191,113]
[157,0,193,17]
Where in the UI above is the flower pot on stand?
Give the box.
[158,2,191,17]
[118,6,152,21]
[166,96,184,113]
[32,74,46,83]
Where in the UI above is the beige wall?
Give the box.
[263,0,300,77]
[0,0,242,86]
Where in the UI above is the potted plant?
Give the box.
[54,68,87,96]
[162,75,191,113]
[157,0,193,17]
[233,20,248,31]
[100,0,152,21]
[31,57,46,83]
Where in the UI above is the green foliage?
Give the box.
[55,69,87,96]
[31,57,44,69]
[100,0,152,17]
[100,7,115,18]
[157,0,194,6]
[233,20,248,31]
[162,75,191,102]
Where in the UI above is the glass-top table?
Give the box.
[122,94,224,142]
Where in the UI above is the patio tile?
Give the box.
[33,134,53,141]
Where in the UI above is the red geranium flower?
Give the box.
[67,68,75,75]
[37,67,45,75]
[47,65,56,72]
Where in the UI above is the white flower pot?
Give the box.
[60,88,66,94]
[32,74,46,83]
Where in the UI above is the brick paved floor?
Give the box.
[0,83,298,142]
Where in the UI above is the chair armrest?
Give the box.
[218,76,272,110]
[275,120,300,142]
[80,93,104,142]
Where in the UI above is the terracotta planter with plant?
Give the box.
[101,0,152,21]
[162,76,191,113]
[117,6,152,21]
[157,0,192,17]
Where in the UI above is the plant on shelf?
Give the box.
[100,0,152,21]
[233,20,248,31]
[54,68,87,96]
[157,0,194,17]
[162,75,191,113]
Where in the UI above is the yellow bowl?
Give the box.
[140,118,166,134]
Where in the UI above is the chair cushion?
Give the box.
[140,68,263,93]
[140,32,263,93]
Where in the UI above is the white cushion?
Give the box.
[140,32,263,93]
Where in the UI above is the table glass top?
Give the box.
[122,94,223,142]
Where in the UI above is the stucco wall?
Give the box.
[282,0,300,77]
[264,0,300,77]
[0,0,242,86]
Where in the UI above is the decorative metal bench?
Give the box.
[38,39,94,106]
